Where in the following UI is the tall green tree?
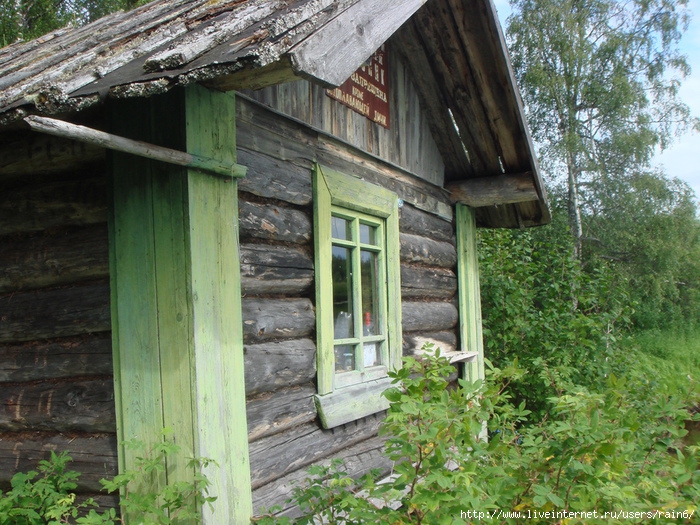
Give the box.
[507,0,697,258]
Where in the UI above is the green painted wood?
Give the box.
[314,377,393,429]
[456,204,485,382]
[185,85,252,523]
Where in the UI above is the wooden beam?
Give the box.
[446,172,539,208]
[24,115,246,179]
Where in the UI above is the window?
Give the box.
[313,164,401,429]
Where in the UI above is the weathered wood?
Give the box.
[0,224,109,293]
[0,281,111,343]
[0,379,115,432]
[0,333,112,382]
[400,264,457,299]
[240,244,314,296]
[314,377,392,429]
[0,433,118,492]
[446,173,539,207]
[236,147,312,206]
[247,385,317,443]
[403,330,458,356]
[400,232,456,268]
[399,202,454,243]
[0,131,104,180]
[401,301,458,333]
[242,298,315,343]
[25,115,246,179]
[239,200,311,244]
[249,413,384,490]
[251,433,391,515]
[244,338,316,396]
[0,176,108,236]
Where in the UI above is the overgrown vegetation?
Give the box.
[0,432,215,524]
[253,349,699,524]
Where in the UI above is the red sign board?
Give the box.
[326,45,390,129]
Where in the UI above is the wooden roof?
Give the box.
[0,0,549,227]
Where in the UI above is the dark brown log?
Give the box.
[0,281,111,343]
[240,244,314,296]
[0,379,116,432]
[0,333,112,382]
[401,265,457,299]
[239,200,311,244]
[401,301,458,333]
[242,298,315,343]
[244,339,316,396]
[251,433,391,516]
[0,224,109,293]
[248,413,383,490]
[0,176,108,236]
[236,147,313,206]
[400,232,456,268]
[0,432,118,492]
[399,202,454,243]
[247,384,317,442]
[403,330,458,356]
[446,173,539,207]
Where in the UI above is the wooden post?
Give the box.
[109,85,252,523]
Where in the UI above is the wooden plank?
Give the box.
[0,281,111,343]
[399,202,454,243]
[0,176,108,236]
[240,244,314,296]
[244,339,316,396]
[400,232,456,268]
[0,224,109,293]
[400,264,457,299]
[246,384,317,443]
[242,298,315,344]
[401,301,458,333]
[0,379,115,432]
[314,377,392,429]
[446,173,539,207]
[0,433,118,492]
[239,200,312,243]
[0,333,112,382]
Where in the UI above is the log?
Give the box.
[0,432,118,492]
[0,379,116,432]
[244,338,316,396]
[0,224,109,293]
[249,413,383,490]
[236,147,313,206]
[240,244,314,296]
[239,200,312,244]
[247,384,317,442]
[0,333,112,383]
[0,282,111,343]
[400,232,456,268]
[446,173,539,207]
[242,298,315,343]
[0,176,108,236]
[401,265,457,299]
[401,301,458,333]
[403,330,458,356]
[399,202,454,243]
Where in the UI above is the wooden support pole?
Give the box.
[24,115,246,179]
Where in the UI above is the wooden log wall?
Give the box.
[237,95,459,515]
[0,126,117,508]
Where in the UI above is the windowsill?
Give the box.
[314,376,395,429]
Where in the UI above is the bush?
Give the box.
[253,348,699,524]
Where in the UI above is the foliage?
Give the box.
[0,432,215,525]
[253,348,699,524]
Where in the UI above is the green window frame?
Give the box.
[313,164,402,429]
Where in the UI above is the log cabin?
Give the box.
[0,0,550,521]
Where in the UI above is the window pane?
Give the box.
[335,344,355,372]
[359,223,377,245]
[361,250,379,337]
[332,216,350,240]
[332,246,354,339]
[363,342,380,367]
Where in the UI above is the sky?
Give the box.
[492,0,700,198]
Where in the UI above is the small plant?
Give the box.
[0,431,215,525]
